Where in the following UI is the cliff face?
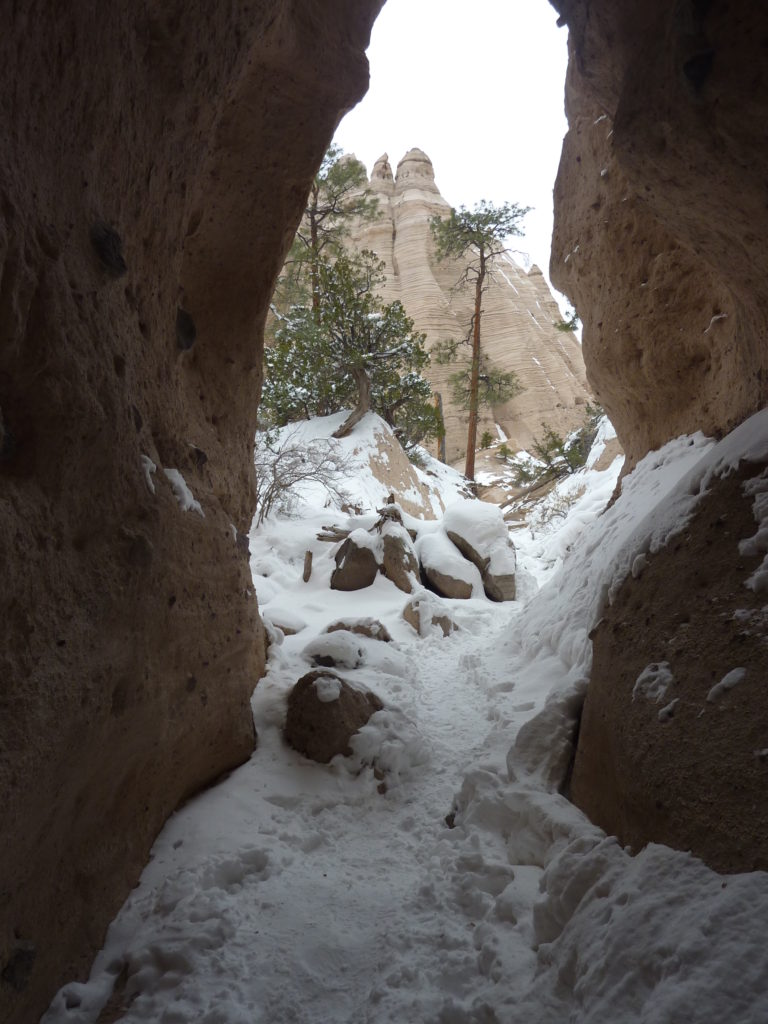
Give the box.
[0,3,382,1020]
[551,0,768,869]
[550,0,768,470]
[350,149,592,461]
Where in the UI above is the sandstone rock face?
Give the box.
[569,463,768,873]
[550,0,768,470]
[349,150,592,461]
[284,671,383,764]
[0,2,382,1020]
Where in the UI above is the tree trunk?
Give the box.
[310,213,320,319]
[332,366,372,438]
[465,258,484,480]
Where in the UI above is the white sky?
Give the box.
[334,0,569,291]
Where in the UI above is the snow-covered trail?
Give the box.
[44,572,544,1023]
[43,409,768,1024]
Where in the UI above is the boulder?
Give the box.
[301,631,365,670]
[325,618,392,642]
[380,522,419,593]
[330,530,380,591]
[403,593,458,638]
[284,671,383,764]
[416,531,483,600]
[443,501,516,602]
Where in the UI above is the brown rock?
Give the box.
[284,671,383,764]
[330,534,380,591]
[380,525,419,594]
[325,619,393,642]
[402,596,458,638]
[0,1,383,1019]
[568,462,768,873]
[422,564,474,601]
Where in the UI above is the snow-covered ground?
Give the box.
[44,411,768,1023]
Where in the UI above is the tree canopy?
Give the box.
[276,144,379,314]
[263,251,443,450]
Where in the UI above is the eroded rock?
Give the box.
[284,670,383,764]
[0,2,383,1019]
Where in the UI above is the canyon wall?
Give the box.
[0,3,382,1021]
[349,149,592,462]
[550,0,768,470]
[551,0,768,869]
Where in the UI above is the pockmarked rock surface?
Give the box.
[284,670,384,764]
[349,149,592,461]
[570,462,768,873]
[0,2,382,1020]
[550,0,768,470]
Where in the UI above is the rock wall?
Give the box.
[0,3,382,1020]
[349,149,592,462]
[551,0,768,869]
[550,0,768,470]
[569,461,768,873]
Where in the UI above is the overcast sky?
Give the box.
[334,0,570,295]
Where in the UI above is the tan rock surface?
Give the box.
[350,149,593,461]
[569,462,768,873]
[550,1,768,470]
[0,2,382,1020]
[550,0,768,874]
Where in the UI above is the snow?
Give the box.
[44,408,768,1024]
[442,499,516,576]
[415,531,484,596]
[740,469,768,594]
[140,454,156,494]
[633,661,675,704]
[162,468,204,517]
[706,667,747,703]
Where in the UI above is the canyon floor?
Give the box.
[43,413,768,1024]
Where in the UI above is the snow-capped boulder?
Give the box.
[325,618,392,642]
[301,631,366,670]
[330,508,418,594]
[443,500,517,602]
[403,591,459,638]
[379,516,419,594]
[330,529,380,591]
[416,531,483,600]
[284,670,383,764]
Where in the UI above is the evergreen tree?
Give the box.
[276,144,379,315]
[263,251,443,450]
[430,199,530,480]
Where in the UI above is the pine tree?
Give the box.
[276,144,379,316]
[430,199,530,481]
[263,251,443,450]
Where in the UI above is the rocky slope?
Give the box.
[0,3,382,1021]
[348,149,592,462]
